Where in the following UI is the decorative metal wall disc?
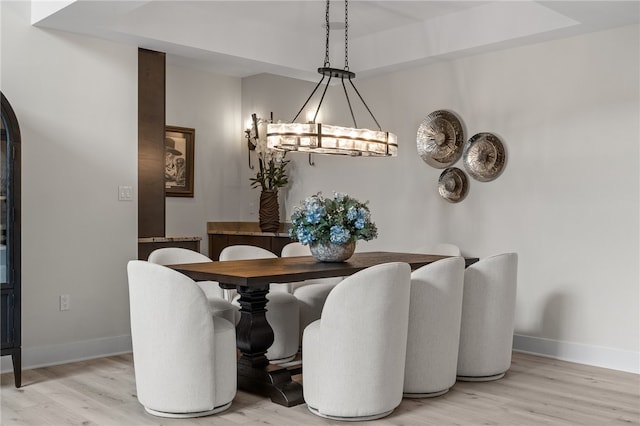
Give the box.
[438,167,468,203]
[417,110,464,168]
[463,132,506,182]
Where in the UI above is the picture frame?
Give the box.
[165,125,195,197]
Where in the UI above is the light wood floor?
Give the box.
[1,352,638,425]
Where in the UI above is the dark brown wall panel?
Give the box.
[138,48,166,238]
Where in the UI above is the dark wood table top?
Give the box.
[170,251,479,287]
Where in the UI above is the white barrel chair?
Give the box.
[457,253,518,381]
[403,257,465,398]
[219,245,300,364]
[148,247,238,325]
[280,242,342,342]
[127,260,237,418]
[303,262,411,421]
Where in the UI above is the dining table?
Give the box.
[169,251,479,407]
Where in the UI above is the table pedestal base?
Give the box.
[238,359,304,407]
[234,284,305,407]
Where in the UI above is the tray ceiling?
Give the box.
[32,1,639,81]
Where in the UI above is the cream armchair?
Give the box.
[127,260,237,417]
[457,252,518,381]
[303,262,411,421]
[403,257,465,397]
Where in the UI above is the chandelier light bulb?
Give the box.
[306,109,319,123]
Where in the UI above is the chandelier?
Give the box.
[267,0,397,157]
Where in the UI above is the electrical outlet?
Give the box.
[60,294,71,311]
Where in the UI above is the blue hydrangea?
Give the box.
[348,206,369,229]
[304,197,325,224]
[347,206,358,221]
[329,225,351,244]
[296,227,315,245]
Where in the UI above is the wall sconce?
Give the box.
[244,113,259,169]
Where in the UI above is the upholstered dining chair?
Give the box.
[127,260,237,418]
[219,245,300,364]
[147,247,238,325]
[280,242,342,342]
[403,257,465,398]
[457,252,518,381]
[303,262,411,421]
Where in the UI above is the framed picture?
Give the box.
[165,126,195,197]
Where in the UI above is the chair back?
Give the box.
[148,247,226,300]
[304,262,411,418]
[280,241,309,257]
[404,257,465,396]
[219,245,276,261]
[127,260,218,412]
[281,242,342,289]
[148,247,211,264]
[220,245,289,292]
[457,252,518,378]
[281,242,342,341]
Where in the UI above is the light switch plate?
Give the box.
[118,185,133,201]
[60,294,71,311]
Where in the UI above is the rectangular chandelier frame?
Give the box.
[267,122,397,157]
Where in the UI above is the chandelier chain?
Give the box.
[344,0,349,70]
[324,0,331,67]
[267,0,397,157]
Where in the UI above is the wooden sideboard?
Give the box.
[138,236,201,260]
[207,222,293,260]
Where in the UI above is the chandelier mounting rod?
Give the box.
[290,0,380,130]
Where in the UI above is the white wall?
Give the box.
[1,1,137,369]
[165,63,242,255]
[241,25,639,372]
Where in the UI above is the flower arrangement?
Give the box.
[289,192,378,246]
[248,116,289,191]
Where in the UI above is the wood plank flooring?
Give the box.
[1,352,638,425]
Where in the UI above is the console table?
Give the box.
[137,236,201,260]
[207,222,292,260]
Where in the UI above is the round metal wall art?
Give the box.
[438,167,469,203]
[417,110,464,169]
[463,132,506,182]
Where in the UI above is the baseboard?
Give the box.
[2,334,637,376]
[513,334,639,374]
[0,335,132,373]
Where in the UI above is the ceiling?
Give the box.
[32,1,639,82]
